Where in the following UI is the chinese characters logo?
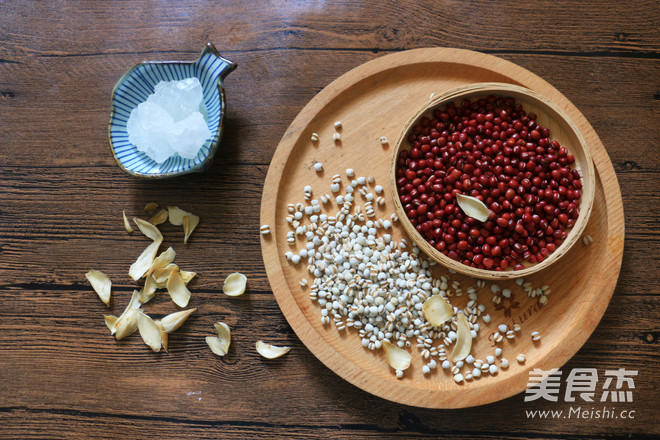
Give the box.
[525,368,637,402]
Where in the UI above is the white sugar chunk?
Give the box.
[127,101,176,163]
[169,112,212,159]
[149,78,205,122]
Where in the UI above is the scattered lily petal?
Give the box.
[137,311,162,352]
[456,194,490,222]
[104,315,118,334]
[138,275,158,304]
[223,272,247,297]
[85,270,112,306]
[452,312,472,362]
[149,209,168,226]
[133,217,163,242]
[214,322,231,354]
[110,290,142,337]
[182,214,200,244]
[180,270,197,285]
[144,202,159,214]
[206,336,228,357]
[152,263,177,285]
[256,340,290,359]
[160,308,197,333]
[115,308,139,340]
[147,247,176,277]
[128,239,162,281]
[168,206,190,226]
[154,320,168,352]
[123,210,133,234]
[422,295,453,327]
[382,340,412,371]
[166,267,191,307]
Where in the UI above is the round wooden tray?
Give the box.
[260,48,624,408]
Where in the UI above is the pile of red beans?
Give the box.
[395,95,582,271]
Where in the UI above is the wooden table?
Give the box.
[1,1,658,438]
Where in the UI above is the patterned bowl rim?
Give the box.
[108,43,237,179]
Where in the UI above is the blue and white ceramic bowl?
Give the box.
[108,43,237,178]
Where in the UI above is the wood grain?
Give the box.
[0,0,658,438]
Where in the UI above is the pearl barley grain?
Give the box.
[279,165,537,383]
[314,162,323,172]
[516,354,526,364]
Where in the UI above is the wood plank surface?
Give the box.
[0,0,658,438]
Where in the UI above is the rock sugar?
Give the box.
[127,78,211,163]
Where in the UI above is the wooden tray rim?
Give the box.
[260,47,624,408]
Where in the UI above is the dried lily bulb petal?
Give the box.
[223,272,247,297]
[381,340,412,371]
[154,320,168,352]
[166,267,191,307]
[206,336,228,357]
[138,275,159,304]
[179,270,197,285]
[422,294,453,327]
[104,315,118,334]
[126,289,142,311]
[456,194,490,222]
[115,308,139,340]
[147,247,176,277]
[149,208,168,226]
[112,290,142,338]
[128,239,162,281]
[214,322,231,354]
[182,214,200,244]
[167,206,190,226]
[85,270,112,306]
[452,312,472,362]
[133,217,163,242]
[116,290,141,324]
[256,340,290,359]
[152,265,196,288]
[160,308,197,333]
[123,210,133,234]
[152,263,177,284]
[137,311,162,352]
[144,202,159,214]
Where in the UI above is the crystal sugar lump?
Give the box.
[168,112,212,159]
[127,101,176,163]
[126,78,212,163]
[149,78,205,122]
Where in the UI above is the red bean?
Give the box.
[396,95,582,270]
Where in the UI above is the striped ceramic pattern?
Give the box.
[109,48,231,177]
